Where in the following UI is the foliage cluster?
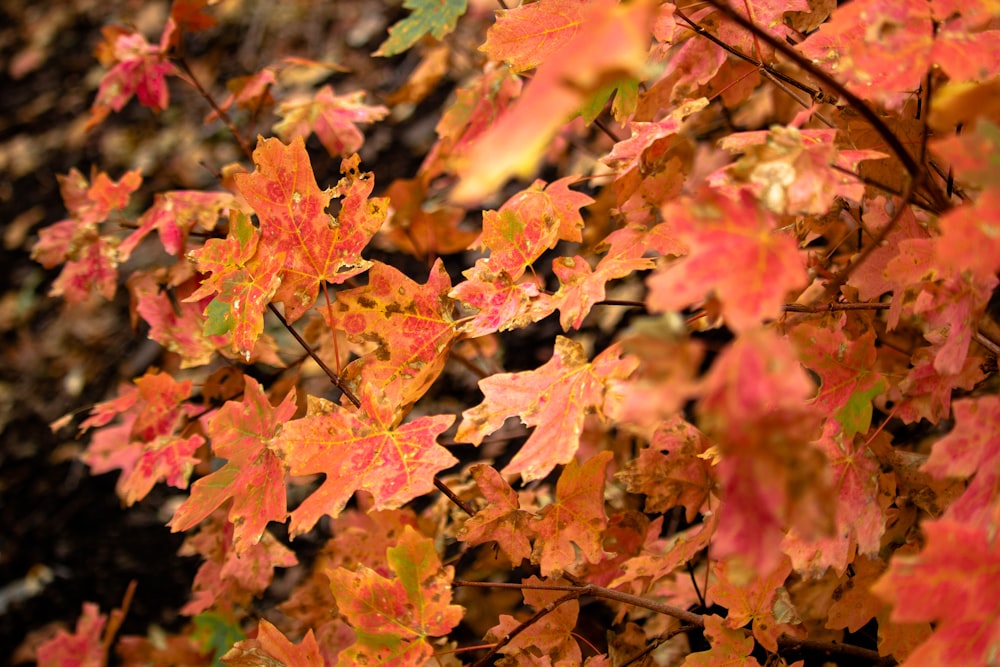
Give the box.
[28,0,1000,665]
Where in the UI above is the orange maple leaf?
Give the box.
[278,390,456,537]
[234,137,387,322]
[456,336,637,482]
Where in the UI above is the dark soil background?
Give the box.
[0,0,491,660]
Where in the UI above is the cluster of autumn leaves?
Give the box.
[31,0,1000,665]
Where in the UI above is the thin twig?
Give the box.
[783,302,891,314]
[173,55,254,161]
[434,477,474,516]
[267,304,361,408]
[698,0,922,182]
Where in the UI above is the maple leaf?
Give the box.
[450,259,553,337]
[36,603,106,667]
[930,120,1000,187]
[934,189,1000,285]
[375,0,468,57]
[531,451,612,576]
[913,272,997,375]
[890,347,985,425]
[457,464,534,564]
[475,177,594,278]
[327,525,463,665]
[234,137,387,322]
[791,317,887,437]
[603,97,708,203]
[922,395,1000,531]
[79,371,202,505]
[846,198,929,330]
[697,328,831,574]
[207,66,278,123]
[482,0,589,73]
[32,168,142,303]
[451,0,655,202]
[646,190,807,333]
[322,259,457,412]
[456,337,637,482]
[185,211,284,358]
[129,273,228,369]
[87,22,176,129]
[872,519,1000,666]
[221,620,322,667]
[798,0,1000,108]
[485,575,581,665]
[278,389,456,537]
[274,85,388,157]
[710,556,802,653]
[825,555,887,633]
[179,510,296,615]
[684,614,761,667]
[120,190,235,259]
[170,0,218,33]
[169,376,297,553]
[782,420,885,576]
[713,126,886,215]
[617,417,714,522]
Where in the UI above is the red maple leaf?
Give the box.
[129,273,229,369]
[274,85,388,157]
[32,168,142,303]
[278,389,456,537]
[646,190,807,333]
[872,519,1000,666]
[376,177,476,259]
[234,137,387,322]
[798,0,1000,108]
[456,337,637,482]
[616,417,714,522]
[79,371,202,506]
[120,190,235,258]
[698,328,830,574]
[87,22,176,129]
[452,0,654,201]
[326,526,463,665]
[179,510,296,615]
[791,317,888,437]
[482,0,589,73]
[420,64,522,180]
[782,420,885,576]
[923,395,1000,531]
[473,177,593,279]
[169,376,297,553]
[35,603,107,667]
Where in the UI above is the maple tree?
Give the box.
[28,0,1000,665]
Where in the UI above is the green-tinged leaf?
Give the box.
[375,0,468,57]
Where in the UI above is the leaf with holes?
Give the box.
[234,137,387,322]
